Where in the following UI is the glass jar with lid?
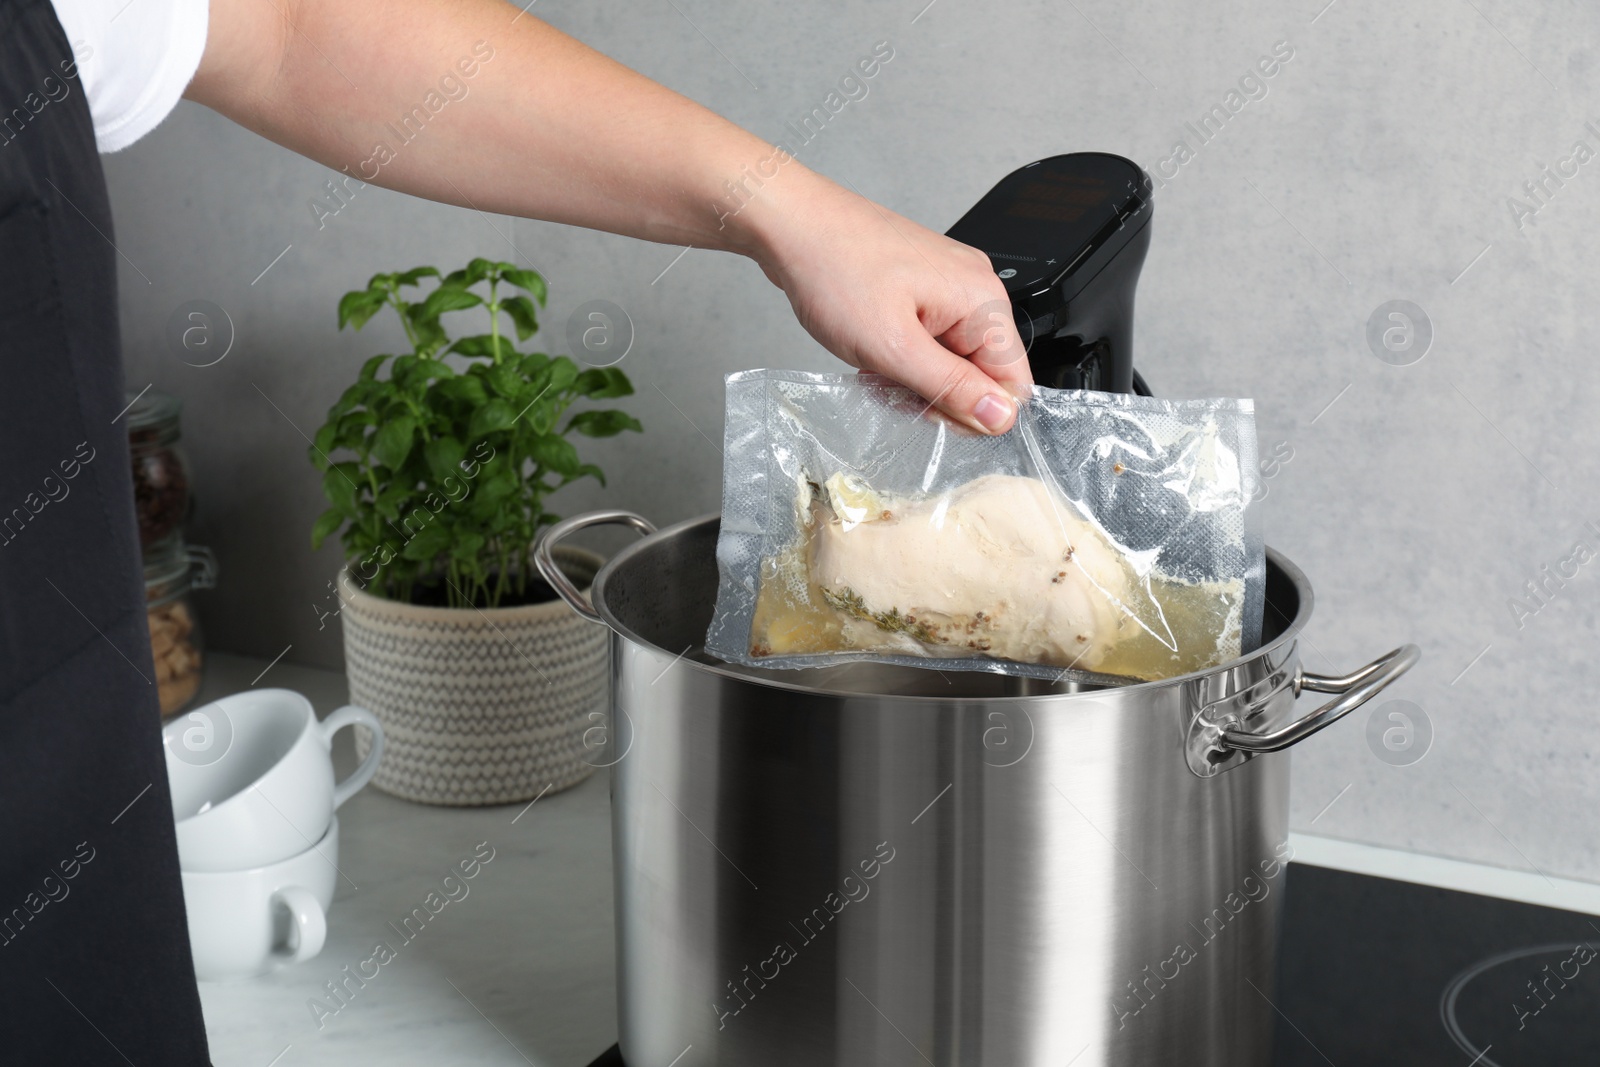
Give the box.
[125,390,191,551]
[145,541,216,718]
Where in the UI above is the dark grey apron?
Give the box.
[0,0,212,1060]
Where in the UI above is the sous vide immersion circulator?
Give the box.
[945,152,1154,395]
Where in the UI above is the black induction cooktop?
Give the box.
[584,862,1600,1066]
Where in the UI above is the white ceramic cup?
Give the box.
[163,688,383,872]
[182,815,340,982]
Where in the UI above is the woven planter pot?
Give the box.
[337,546,607,806]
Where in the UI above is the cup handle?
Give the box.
[273,885,327,963]
[321,704,386,809]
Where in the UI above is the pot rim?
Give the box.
[337,543,604,624]
[590,513,1314,704]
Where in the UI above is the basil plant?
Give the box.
[309,258,640,608]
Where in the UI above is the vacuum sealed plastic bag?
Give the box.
[706,370,1263,684]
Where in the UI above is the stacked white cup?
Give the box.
[162,689,385,982]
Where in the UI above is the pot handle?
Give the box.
[535,510,657,624]
[1222,644,1421,754]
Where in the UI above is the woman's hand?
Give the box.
[734,170,1033,434]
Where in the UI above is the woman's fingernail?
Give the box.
[973,393,1013,432]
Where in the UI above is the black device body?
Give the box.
[945,153,1153,394]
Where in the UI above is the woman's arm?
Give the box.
[187,0,1029,432]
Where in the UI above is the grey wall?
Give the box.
[104,0,1600,881]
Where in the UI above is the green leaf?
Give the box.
[441,267,477,289]
[423,436,466,483]
[391,354,452,390]
[573,462,606,488]
[358,354,390,382]
[443,258,494,288]
[310,508,345,550]
[500,295,539,340]
[437,375,488,407]
[364,381,407,422]
[419,285,484,320]
[518,371,559,432]
[310,422,338,465]
[500,267,547,305]
[400,524,452,562]
[566,410,642,437]
[477,469,518,504]
[335,380,375,413]
[450,531,486,561]
[518,351,550,377]
[486,361,523,400]
[374,484,412,521]
[338,288,388,331]
[574,367,634,399]
[528,432,580,476]
[390,354,420,390]
[412,318,449,357]
[335,409,375,451]
[395,266,441,287]
[323,465,361,514]
[546,357,578,395]
[447,333,514,361]
[468,399,516,438]
[373,414,417,470]
[420,358,456,381]
[525,410,556,436]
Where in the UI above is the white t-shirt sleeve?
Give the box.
[49,0,210,153]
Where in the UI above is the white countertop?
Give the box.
[188,653,617,1067]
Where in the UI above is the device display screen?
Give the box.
[1003,177,1114,222]
[946,154,1146,296]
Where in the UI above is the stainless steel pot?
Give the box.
[536,511,1417,1067]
